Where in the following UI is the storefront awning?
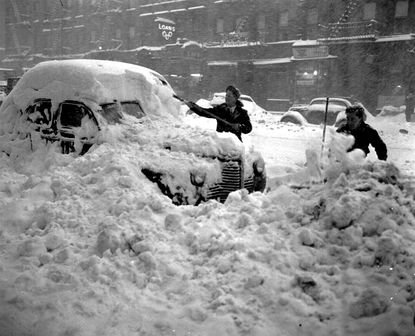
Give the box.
[376,34,415,42]
[253,57,291,65]
[207,61,237,66]
[291,55,337,61]
[154,17,175,25]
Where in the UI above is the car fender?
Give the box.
[280,111,307,125]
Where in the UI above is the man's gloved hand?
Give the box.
[230,123,240,132]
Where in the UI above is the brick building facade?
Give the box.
[1,0,414,112]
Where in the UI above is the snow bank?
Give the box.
[0,60,414,336]
[0,120,414,335]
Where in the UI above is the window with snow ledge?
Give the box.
[307,8,318,25]
[395,0,409,18]
[129,26,135,39]
[363,2,376,20]
[257,14,265,30]
[280,12,289,27]
[216,18,224,33]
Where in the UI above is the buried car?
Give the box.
[280,97,373,127]
[0,59,266,205]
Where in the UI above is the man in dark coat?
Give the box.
[186,85,252,142]
[337,105,387,160]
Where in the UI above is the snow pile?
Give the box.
[0,120,415,336]
[378,105,405,117]
[0,59,415,336]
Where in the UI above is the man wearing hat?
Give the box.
[186,85,252,142]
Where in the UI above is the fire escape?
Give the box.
[51,1,63,55]
[224,16,249,45]
[8,0,31,56]
[91,0,123,51]
[320,0,379,41]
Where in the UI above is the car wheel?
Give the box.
[280,115,302,125]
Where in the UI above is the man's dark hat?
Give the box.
[346,105,366,120]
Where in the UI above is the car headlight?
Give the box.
[253,158,265,176]
[190,171,206,187]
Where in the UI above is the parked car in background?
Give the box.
[210,92,267,116]
[280,97,373,127]
[6,77,21,94]
[0,59,266,206]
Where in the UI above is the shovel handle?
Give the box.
[173,94,234,127]
[173,94,186,103]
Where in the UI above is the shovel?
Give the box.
[173,94,234,126]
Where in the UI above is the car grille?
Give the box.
[206,160,243,202]
[243,175,255,193]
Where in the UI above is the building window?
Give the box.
[91,30,96,42]
[78,31,84,48]
[216,18,224,33]
[116,28,122,39]
[129,26,135,39]
[307,8,318,25]
[34,2,41,19]
[192,15,202,33]
[258,14,266,30]
[363,2,376,20]
[395,1,408,17]
[280,12,289,27]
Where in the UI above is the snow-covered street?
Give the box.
[1,91,414,335]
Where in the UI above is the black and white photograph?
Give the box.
[0,1,414,335]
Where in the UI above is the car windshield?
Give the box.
[121,101,146,119]
[306,109,340,125]
[310,99,348,108]
[309,102,346,110]
[101,101,146,123]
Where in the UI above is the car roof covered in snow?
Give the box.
[1,59,179,120]
[12,59,171,103]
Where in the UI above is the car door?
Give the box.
[55,100,99,154]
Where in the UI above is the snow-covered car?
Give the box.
[210,92,267,116]
[0,59,266,205]
[281,97,372,127]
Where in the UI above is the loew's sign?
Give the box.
[155,17,176,41]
